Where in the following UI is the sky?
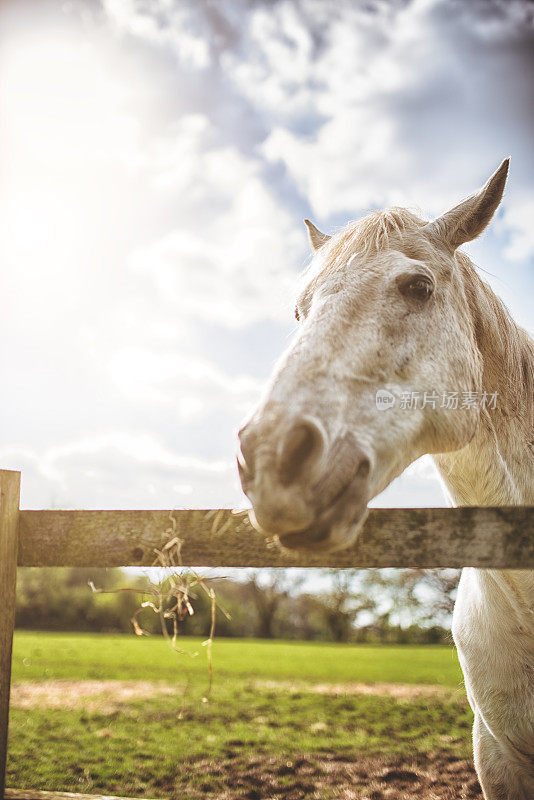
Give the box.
[0,0,533,515]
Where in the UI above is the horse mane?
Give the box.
[457,252,534,434]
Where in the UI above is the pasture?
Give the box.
[7,632,479,799]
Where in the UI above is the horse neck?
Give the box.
[436,409,534,613]
[435,416,532,507]
[433,265,534,610]
[434,261,533,506]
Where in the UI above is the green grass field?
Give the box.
[12,631,464,685]
[7,632,473,799]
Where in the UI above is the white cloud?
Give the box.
[0,432,241,509]
[222,0,534,253]
[109,346,264,419]
[99,0,534,254]
[501,195,534,261]
[370,455,449,509]
[103,0,210,68]
[129,117,307,327]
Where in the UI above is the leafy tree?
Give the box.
[15,567,140,632]
[317,570,376,642]
[14,566,458,644]
[245,569,299,638]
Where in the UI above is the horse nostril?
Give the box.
[355,457,370,480]
[277,419,324,487]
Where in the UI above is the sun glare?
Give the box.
[0,32,139,323]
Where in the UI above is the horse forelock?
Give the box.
[320,207,427,272]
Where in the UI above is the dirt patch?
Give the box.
[11,679,463,713]
[10,681,476,797]
[252,680,464,700]
[10,680,177,713]
[176,752,481,799]
[11,679,464,713]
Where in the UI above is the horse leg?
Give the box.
[473,712,531,800]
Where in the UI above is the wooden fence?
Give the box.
[1,468,533,800]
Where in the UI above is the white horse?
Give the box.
[237,159,534,799]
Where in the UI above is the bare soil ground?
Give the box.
[180,752,481,800]
[253,680,459,700]
[180,752,481,799]
[10,678,457,711]
[10,680,176,712]
[11,680,479,798]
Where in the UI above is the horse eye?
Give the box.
[294,307,300,322]
[398,274,434,301]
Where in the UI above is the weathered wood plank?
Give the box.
[0,471,21,800]
[17,506,533,569]
[5,790,154,800]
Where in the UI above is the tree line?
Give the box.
[15,567,460,644]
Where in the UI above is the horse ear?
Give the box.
[424,158,510,251]
[304,219,331,251]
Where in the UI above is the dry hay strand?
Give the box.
[89,512,230,714]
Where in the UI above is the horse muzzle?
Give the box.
[237,411,372,552]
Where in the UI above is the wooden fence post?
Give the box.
[0,471,21,800]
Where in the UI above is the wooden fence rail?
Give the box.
[1,468,533,800]
[16,506,534,569]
